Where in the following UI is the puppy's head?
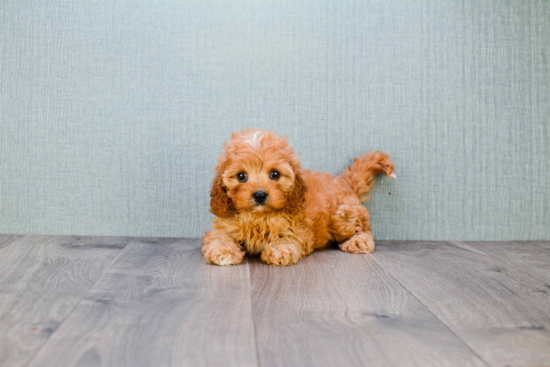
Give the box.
[210,129,306,217]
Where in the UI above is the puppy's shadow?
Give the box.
[245,244,340,269]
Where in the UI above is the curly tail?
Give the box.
[340,151,395,203]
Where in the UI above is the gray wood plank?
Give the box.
[0,234,24,250]
[0,235,130,367]
[466,241,550,284]
[27,238,258,367]
[249,248,486,367]
[373,241,550,367]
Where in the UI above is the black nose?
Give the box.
[252,190,268,205]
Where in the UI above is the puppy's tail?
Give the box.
[340,151,395,203]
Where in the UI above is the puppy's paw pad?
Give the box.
[339,233,375,254]
[202,245,244,266]
[261,244,301,266]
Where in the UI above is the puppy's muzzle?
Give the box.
[252,190,268,205]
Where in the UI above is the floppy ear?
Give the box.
[285,168,307,215]
[210,167,232,218]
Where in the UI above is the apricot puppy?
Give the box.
[202,129,395,266]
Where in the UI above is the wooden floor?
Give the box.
[0,236,549,367]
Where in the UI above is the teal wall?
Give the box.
[1,0,549,240]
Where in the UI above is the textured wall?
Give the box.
[1,0,549,240]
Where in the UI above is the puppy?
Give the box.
[202,129,395,266]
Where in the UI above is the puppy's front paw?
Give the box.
[261,243,302,266]
[202,241,244,266]
[339,232,375,254]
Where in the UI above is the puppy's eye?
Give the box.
[237,172,248,183]
[269,170,280,180]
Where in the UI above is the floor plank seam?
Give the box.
[23,237,134,367]
[459,241,550,285]
[328,253,403,366]
[370,254,492,367]
[0,235,24,251]
[246,257,262,367]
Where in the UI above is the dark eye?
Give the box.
[237,172,248,183]
[269,170,280,180]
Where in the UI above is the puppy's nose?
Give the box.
[252,190,268,205]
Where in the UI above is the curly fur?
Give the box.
[202,129,395,266]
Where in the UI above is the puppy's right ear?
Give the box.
[210,167,232,218]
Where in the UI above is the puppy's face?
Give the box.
[223,153,295,214]
[210,130,306,217]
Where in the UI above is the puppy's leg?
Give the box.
[330,204,375,254]
[202,231,244,266]
[261,240,303,266]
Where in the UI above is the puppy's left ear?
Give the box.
[285,168,307,214]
